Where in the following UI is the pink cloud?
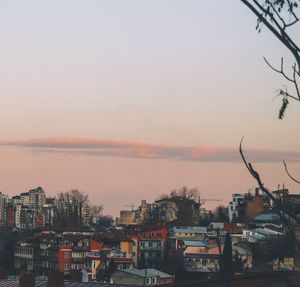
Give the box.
[1,137,300,162]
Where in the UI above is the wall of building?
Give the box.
[245,196,264,222]
[57,246,72,274]
[119,210,136,225]
[120,241,132,255]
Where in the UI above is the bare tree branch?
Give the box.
[239,137,300,224]
[293,64,300,97]
[240,138,300,249]
[283,160,300,184]
[241,0,300,117]
[263,57,293,82]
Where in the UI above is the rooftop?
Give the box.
[171,226,208,233]
[183,240,208,247]
[115,268,173,279]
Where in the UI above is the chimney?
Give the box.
[0,268,8,279]
[19,272,35,287]
[69,270,81,282]
[47,271,64,287]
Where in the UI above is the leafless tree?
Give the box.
[56,189,90,226]
[241,0,300,118]
[171,186,201,201]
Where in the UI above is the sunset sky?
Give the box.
[1,1,300,216]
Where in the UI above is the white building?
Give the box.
[20,192,30,207]
[15,204,22,228]
[28,187,46,211]
[228,193,245,222]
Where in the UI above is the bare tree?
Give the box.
[90,204,104,224]
[241,0,300,118]
[56,189,90,226]
[169,186,201,201]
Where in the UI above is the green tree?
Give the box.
[221,232,233,276]
[95,215,114,231]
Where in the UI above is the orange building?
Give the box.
[57,246,72,274]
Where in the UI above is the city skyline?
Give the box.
[1,1,300,216]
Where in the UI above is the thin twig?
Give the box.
[292,64,300,100]
[270,3,286,28]
[263,57,294,82]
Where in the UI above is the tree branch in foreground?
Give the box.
[239,137,300,224]
[283,160,300,184]
[240,0,300,118]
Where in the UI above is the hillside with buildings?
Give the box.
[0,186,300,286]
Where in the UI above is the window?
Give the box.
[157,232,161,238]
[132,241,136,246]
[209,259,215,266]
[152,277,157,284]
[202,259,207,266]
[148,242,153,247]
[146,278,151,285]
[64,264,70,271]
[64,252,70,259]
[150,232,154,238]
[132,252,136,256]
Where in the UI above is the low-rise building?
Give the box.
[168,226,208,256]
[14,243,37,271]
[140,226,167,268]
[183,245,223,273]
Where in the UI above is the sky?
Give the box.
[0,1,300,216]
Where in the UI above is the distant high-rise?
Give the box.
[0,192,7,225]
[28,187,46,211]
